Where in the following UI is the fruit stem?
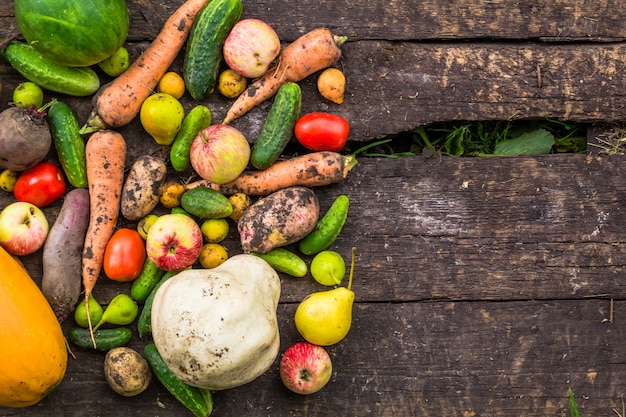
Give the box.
[347,247,356,291]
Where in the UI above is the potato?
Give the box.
[120,155,167,221]
[238,186,320,254]
[0,107,51,171]
[104,347,151,397]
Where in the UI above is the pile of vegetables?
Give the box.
[0,0,359,414]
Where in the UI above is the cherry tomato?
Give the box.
[103,228,146,282]
[13,161,66,207]
[294,112,350,152]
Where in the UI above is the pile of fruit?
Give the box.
[0,0,358,414]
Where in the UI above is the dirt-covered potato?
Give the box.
[104,347,152,397]
[0,106,51,171]
[120,155,167,221]
[238,186,320,254]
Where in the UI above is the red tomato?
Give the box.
[103,228,146,282]
[294,112,350,152]
[13,161,66,207]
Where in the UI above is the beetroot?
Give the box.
[0,106,51,171]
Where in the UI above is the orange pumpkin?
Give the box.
[0,246,67,407]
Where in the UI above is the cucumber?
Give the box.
[252,248,308,278]
[181,186,233,219]
[130,257,165,303]
[183,0,243,100]
[250,82,302,170]
[67,326,132,351]
[299,194,350,255]
[46,100,88,188]
[144,343,213,417]
[170,105,212,172]
[1,42,100,97]
[137,270,180,338]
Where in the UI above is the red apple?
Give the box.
[279,342,332,395]
[189,124,250,185]
[145,213,202,271]
[223,18,281,78]
[0,201,49,256]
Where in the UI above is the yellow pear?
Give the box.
[294,248,356,346]
[140,93,184,146]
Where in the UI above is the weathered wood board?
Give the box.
[2,0,626,416]
[2,1,626,142]
[3,154,626,416]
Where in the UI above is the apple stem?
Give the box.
[347,247,356,291]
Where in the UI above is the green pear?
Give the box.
[294,248,356,346]
[93,293,138,332]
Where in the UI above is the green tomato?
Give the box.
[310,250,346,286]
[98,46,130,77]
[13,82,44,109]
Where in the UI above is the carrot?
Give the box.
[184,151,357,196]
[222,28,347,124]
[82,130,127,344]
[81,0,209,132]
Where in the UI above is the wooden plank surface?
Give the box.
[2,0,626,415]
[3,155,626,415]
[3,1,626,141]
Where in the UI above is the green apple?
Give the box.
[13,82,44,109]
[98,46,130,77]
[310,250,346,286]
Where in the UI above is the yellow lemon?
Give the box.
[217,69,247,99]
[157,71,186,99]
[199,243,228,269]
[200,218,230,243]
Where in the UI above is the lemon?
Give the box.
[200,218,229,243]
[140,93,185,146]
[199,243,228,269]
[217,69,247,99]
[157,71,186,99]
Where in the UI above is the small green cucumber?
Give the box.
[67,326,132,351]
[181,186,233,219]
[250,82,302,170]
[137,270,180,338]
[170,105,212,172]
[2,42,100,97]
[130,256,165,303]
[183,0,243,100]
[144,343,214,417]
[299,194,350,255]
[252,248,308,278]
[46,100,88,188]
[171,207,192,217]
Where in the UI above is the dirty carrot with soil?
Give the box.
[184,151,356,196]
[222,27,347,124]
[82,0,209,132]
[82,130,126,344]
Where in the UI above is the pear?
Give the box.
[294,247,356,346]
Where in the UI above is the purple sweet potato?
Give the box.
[42,188,90,322]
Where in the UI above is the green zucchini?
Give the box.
[137,270,180,338]
[250,82,302,170]
[299,194,350,255]
[144,343,213,417]
[46,100,88,188]
[130,257,165,303]
[1,41,100,97]
[170,105,212,172]
[252,248,308,278]
[67,326,132,351]
[183,0,243,100]
[181,186,233,219]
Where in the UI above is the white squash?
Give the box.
[150,254,281,390]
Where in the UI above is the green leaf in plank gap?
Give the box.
[493,128,554,156]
